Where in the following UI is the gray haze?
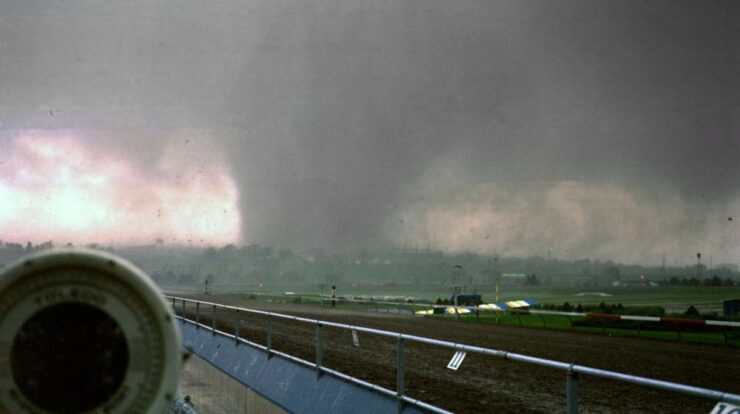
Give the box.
[1,1,739,264]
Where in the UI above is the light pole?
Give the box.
[696,253,702,280]
[452,264,463,319]
[494,257,499,304]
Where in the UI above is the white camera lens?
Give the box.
[0,249,181,414]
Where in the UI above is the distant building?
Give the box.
[452,294,482,306]
[723,299,740,316]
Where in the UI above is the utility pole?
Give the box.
[452,265,463,320]
[495,279,500,304]
[494,257,500,304]
[493,257,501,325]
[661,254,666,279]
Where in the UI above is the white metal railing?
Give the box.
[167,295,740,414]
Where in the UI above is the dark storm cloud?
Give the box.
[1,1,738,261]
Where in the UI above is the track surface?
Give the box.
[180,295,740,413]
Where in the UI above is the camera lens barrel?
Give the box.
[0,249,181,414]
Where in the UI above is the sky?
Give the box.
[0,0,738,265]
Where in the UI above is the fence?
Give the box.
[167,295,740,414]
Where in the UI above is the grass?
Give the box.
[208,285,740,307]
[189,287,740,347]
[448,313,740,347]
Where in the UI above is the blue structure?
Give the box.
[179,322,429,414]
[724,299,740,316]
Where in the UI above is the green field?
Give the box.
[452,313,740,347]
[187,285,740,347]
[205,284,740,310]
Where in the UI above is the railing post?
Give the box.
[181,299,186,323]
[172,298,176,315]
[235,310,240,344]
[315,323,323,379]
[567,370,579,414]
[195,302,200,328]
[266,314,273,359]
[211,304,216,334]
[396,336,405,413]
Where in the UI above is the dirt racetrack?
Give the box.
[178,295,740,414]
